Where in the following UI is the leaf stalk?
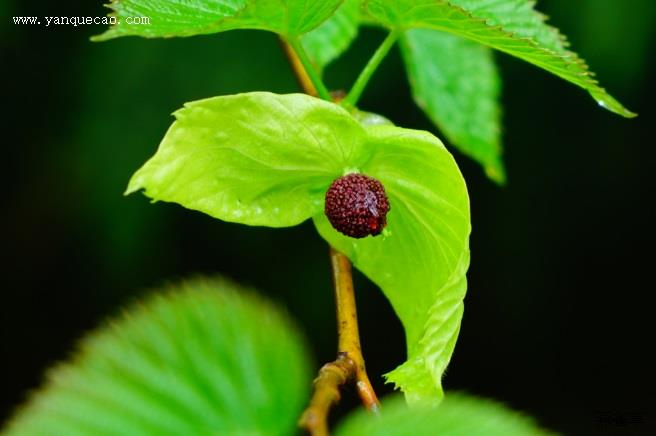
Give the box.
[285,37,332,101]
[343,30,399,107]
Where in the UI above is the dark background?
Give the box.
[2,0,655,434]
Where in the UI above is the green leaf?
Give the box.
[400,29,505,183]
[126,92,369,228]
[128,92,471,402]
[4,278,311,436]
[93,0,344,41]
[301,0,360,72]
[336,393,553,435]
[314,125,471,403]
[365,0,635,118]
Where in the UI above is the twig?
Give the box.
[298,353,353,436]
[280,38,318,97]
[298,248,380,435]
[330,247,379,412]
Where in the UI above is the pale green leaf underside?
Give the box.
[4,278,311,436]
[314,125,470,402]
[365,0,635,118]
[127,93,471,401]
[401,28,505,183]
[301,0,360,71]
[93,0,344,41]
[336,393,553,435]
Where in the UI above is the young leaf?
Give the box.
[301,0,361,72]
[128,93,471,402]
[336,393,553,435]
[400,29,505,183]
[314,125,470,403]
[364,0,635,118]
[4,278,311,436]
[93,0,344,41]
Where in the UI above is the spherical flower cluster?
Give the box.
[324,173,390,238]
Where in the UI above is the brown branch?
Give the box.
[330,248,380,412]
[298,353,353,436]
[280,38,318,97]
[280,40,380,435]
[298,248,380,435]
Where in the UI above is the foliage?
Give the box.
[4,280,552,434]
[399,29,504,182]
[92,0,344,40]
[95,0,634,181]
[4,279,311,436]
[301,0,361,71]
[336,393,552,435]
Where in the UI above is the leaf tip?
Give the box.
[384,361,444,406]
[485,161,507,185]
[90,31,115,42]
[592,91,637,118]
[600,99,637,118]
[124,176,143,196]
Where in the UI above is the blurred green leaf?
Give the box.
[401,29,504,183]
[364,0,635,118]
[336,393,553,435]
[93,0,344,41]
[302,0,360,72]
[314,125,470,403]
[4,278,311,436]
[126,92,368,228]
[128,92,471,402]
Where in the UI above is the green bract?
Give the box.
[4,278,311,435]
[126,92,471,402]
[313,126,470,402]
[93,0,344,40]
[127,93,368,227]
